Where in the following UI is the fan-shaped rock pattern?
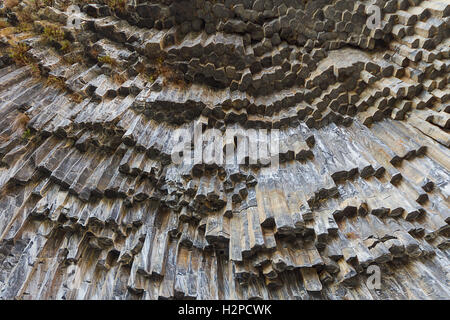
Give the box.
[0,0,449,300]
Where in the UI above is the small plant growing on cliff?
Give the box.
[4,0,20,9]
[62,51,84,65]
[147,55,187,88]
[25,0,53,10]
[106,0,127,13]
[345,232,358,240]
[113,72,126,85]
[29,62,41,77]
[8,41,41,77]
[9,42,30,65]
[0,19,10,29]
[22,128,31,140]
[59,39,71,52]
[46,75,66,90]
[42,24,65,43]
[69,92,84,103]
[98,55,118,67]
[13,112,30,131]
[15,1,39,23]
[40,24,73,53]
[15,22,33,32]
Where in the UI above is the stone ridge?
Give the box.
[0,0,448,299]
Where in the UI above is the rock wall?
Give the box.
[0,0,449,299]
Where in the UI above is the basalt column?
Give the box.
[0,0,449,300]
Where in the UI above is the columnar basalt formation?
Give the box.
[0,0,449,300]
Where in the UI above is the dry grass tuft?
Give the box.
[4,0,20,9]
[69,92,84,103]
[12,112,30,132]
[139,56,187,88]
[46,75,66,90]
[8,41,30,65]
[97,55,118,67]
[113,72,126,85]
[106,0,127,13]
[41,23,65,43]
[345,232,359,240]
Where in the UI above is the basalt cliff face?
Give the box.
[0,0,449,300]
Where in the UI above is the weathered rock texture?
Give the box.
[0,0,449,299]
